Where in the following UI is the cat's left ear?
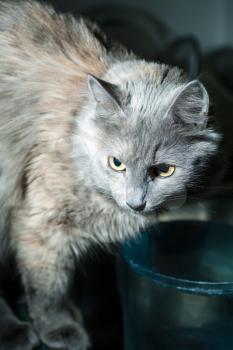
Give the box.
[87,74,125,117]
[170,80,209,129]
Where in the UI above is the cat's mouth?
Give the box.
[123,200,169,217]
[113,196,162,216]
[123,203,159,216]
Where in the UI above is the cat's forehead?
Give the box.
[106,61,186,116]
[124,79,179,120]
[105,93,180,155]
[111,113,181,162]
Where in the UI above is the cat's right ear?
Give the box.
[87,75,125,117]
[169,80,209,130]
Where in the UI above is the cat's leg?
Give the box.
[0,297,39,350]
[16,235,90,350]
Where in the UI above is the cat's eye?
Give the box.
[157,164,175,177]
[108,156,126,172]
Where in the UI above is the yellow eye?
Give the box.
[158,164,175,177]
[108,156,126,172]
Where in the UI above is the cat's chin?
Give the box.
[130,205,166,218]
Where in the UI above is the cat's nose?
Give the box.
[126,201,146,212]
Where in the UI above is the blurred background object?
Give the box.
[51,0,233,54]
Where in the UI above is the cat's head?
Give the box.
[74,62,221,214]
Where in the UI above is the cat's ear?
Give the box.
[87,75,125,117]
[170,80,209,129]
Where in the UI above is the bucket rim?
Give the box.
[122,220,233,297]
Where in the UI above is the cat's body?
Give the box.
[0,1,221,349]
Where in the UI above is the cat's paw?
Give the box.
[39,321,90,350]
[0,321,40,350]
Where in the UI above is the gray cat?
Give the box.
[0,1,221,349]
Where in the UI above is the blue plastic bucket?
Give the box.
[118,220,233,350]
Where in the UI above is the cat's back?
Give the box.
[0,0,109,74]
[0,1,109,212]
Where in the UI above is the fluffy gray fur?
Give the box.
[0,1,221,349]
